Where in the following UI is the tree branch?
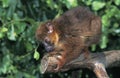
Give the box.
[40,50,120,78]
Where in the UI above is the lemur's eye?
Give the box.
[44,37,50,43]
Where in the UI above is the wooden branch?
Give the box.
[40,50,120,78]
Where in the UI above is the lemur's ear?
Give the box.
[46,22,54,33]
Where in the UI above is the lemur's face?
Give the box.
[36,21,59,52]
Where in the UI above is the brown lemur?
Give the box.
[36,6,101,71]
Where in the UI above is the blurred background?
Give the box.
[0,0,120,78]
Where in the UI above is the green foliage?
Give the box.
[0,0,120,78]
[34,49,40,60]
[92,1,105,11]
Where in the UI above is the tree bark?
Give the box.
[40,50,120,78]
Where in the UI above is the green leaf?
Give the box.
[114,0,120,5]
[91,44,96,51]
[25,42,33,51]
[0,27,7,39]
[2,0,9,8]
[14,22,26,34]
[62,0,78,9]
[6,0,17,20]
[100,35,108,49]
[83,0,92,5]
[0,32,4,39]
[34,49,40,60]
[1,27,8,33]
[102,15,110,27]
[46,0,55,10]
[66,0,78,8]
[7,25,16,41]
[92,1,105,11]
[105,6,119,18]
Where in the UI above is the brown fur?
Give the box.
[36,6,101,71]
